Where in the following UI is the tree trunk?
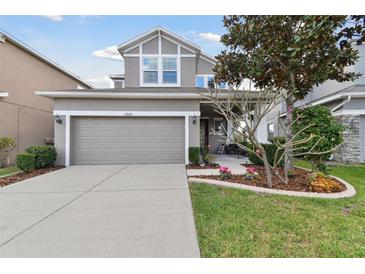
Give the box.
[259,146,273,188]
[284,96,294,184]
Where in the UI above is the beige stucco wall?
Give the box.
[0,39,88,164]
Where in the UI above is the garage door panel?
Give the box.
[72,117,185,165]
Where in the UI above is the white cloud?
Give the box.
[197,32,221,43]
[85,76,113,89]
[41,15,63,22]
[92,45,123,61]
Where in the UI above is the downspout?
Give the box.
[331,95,351,113]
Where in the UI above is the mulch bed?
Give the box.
[186,164,220,169]
[0,166,64,188]
[192,165,346,193]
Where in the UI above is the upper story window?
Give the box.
[143,57,158,84]
[162,57,177,84]
[268,123,274,141]
[195,74,227,89]
[141,56,179,86]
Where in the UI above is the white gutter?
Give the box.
[331,95,351,113]
[36,91,204,99]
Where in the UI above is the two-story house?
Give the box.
[37,26,232,166]
[260,43,365,163]
[0,30,92,165]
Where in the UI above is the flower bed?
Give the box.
[0,166,63,187]
[192,165,346,193]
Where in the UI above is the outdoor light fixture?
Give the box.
[193,116,197,124]
[55,115,62,124]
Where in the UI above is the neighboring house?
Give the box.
[37,26,233,166]
[260,43,365,163]
[0,31,92,164]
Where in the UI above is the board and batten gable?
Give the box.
[119,27,216,88]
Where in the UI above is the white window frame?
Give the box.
[140,55,180,87]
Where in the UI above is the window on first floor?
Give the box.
[214,118,227,136]
[268,123,274,140]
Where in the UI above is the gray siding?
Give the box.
[161,37,177,54]
[181,57,196,87]
[54,116,66,166]
[142,37,158,54]
[343,98,365,110]
[197,59,214,75]
[125,47,139,54]
[54,98,200,112]
[124,57,139,87]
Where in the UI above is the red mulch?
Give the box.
[186,164,220,169]
[0,166,64,187]
[192,165,346,193]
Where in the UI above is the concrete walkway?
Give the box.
[186,154,249,176]
[0,165,200,257]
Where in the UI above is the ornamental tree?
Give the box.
[292,105,344,173]
[214,15,361,181]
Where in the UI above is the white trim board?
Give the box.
[55,110,200,166]
[0,92,9,97]
[54,110,201,117]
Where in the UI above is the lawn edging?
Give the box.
[0,171,20,179]
[188,172,356,199]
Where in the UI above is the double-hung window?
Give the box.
[162,57,177,84]
[142,57,178,85]
[142,57,158,84]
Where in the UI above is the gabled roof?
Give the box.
[118,26,202,53]
[117,26,217,64]
[0,30,93,89]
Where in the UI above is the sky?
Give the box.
[0,15,226,88]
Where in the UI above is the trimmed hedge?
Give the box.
[25,145,57,169]
[16,153,35,172]
[248,143,284,167]
[189,147,200,165]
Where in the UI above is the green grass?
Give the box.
[0,166,20,177]
[190,161,365,257]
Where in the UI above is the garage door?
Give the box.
[72,117,185,165]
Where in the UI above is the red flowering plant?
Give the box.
[244,166,259,180]
[219,166,232,180]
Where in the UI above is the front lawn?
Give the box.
[190,162,365,257]
[0,166,19,177]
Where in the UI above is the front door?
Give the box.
[200,119,209,149]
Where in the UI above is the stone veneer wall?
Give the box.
[333,115,361,163]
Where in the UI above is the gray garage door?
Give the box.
[72,117,185,165]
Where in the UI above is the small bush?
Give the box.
[204,153,216,165]
[308,172,343,193]
[189,147,200,165]
[0,136,16,167]
[25,145,57,169]
[16,153,35,172]
[248,143,284,167]
[269,136,285,145]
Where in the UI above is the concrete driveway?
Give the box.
[0,165,200,257]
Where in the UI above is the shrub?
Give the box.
[219,166,232,180]
[269,136,285,145]
[248,143,284,167]
[204,153,216,165]
[16,153,35,172]
[25,145,57,169]
[292,105,344,171]
[308,172,344,193]
[188,147,200,165]
[0,136,16,167]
